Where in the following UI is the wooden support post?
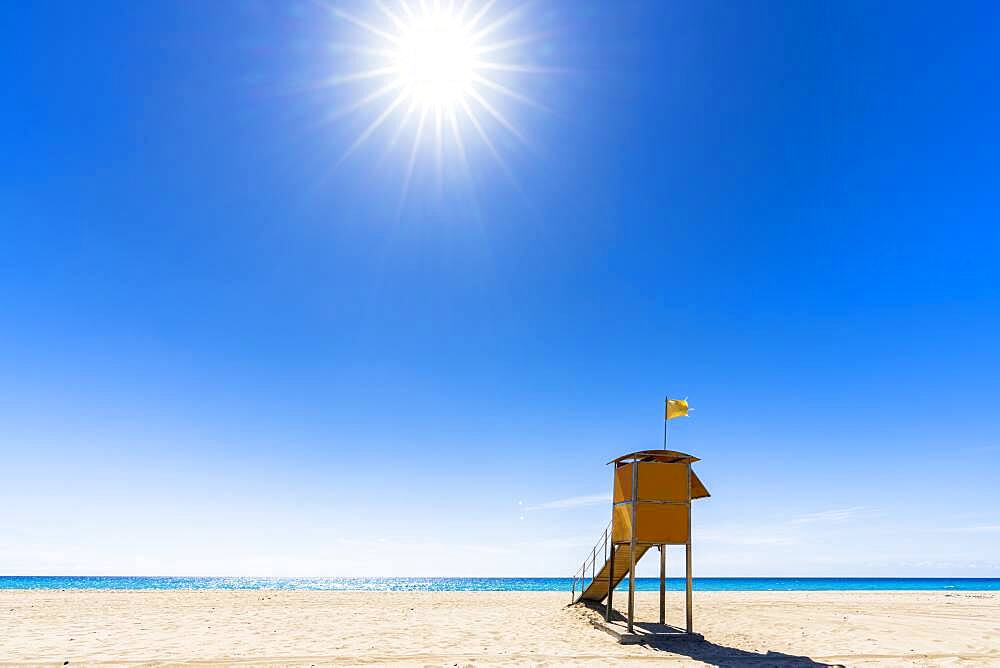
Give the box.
[606,542,615,621]
[685,462,693,633]
[627,461,638,633]
[685,542,692,632]
[659,544,666,625]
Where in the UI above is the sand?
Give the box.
[1,590,998,666]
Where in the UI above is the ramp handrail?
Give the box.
[570,520,612,601]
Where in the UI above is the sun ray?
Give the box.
[435,106,444,191]
[324,42,398,58]
[330,8,401,45]
[399,0,417,20]
[447,106,470,178]
[329,79,405,120]
[388,98,420,151]
[472,32,549,56]
[466,87,529,148]
[471,73,547,112]
[374,1,408,33]
[338,88,410,164]
[374,96,419,171]
[454,0,474,21]
[315,66,399,89]
[470,4,524,42]
[459,97,508,174]
[399,105,431,210]
[464,0,498,31]
[474,61,561,74]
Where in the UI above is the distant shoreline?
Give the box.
[2,576,998,591]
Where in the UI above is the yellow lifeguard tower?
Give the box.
[570,401,709,642]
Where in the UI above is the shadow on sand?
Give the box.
[582,601,843,668]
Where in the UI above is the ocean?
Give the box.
[1,576,997,591]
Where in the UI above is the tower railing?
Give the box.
[569,519,612,602]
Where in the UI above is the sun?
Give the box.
[393,9,477,110]
[323,0,548,185]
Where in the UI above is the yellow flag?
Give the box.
[665,398,689,420]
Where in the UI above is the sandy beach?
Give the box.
[1,590,997,666]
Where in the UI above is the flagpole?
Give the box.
[663,396,669,449]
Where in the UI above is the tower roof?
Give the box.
[607,449,700,465]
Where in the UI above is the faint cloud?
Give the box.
[517,536,595,550]
[700,529,797,547]
[936,525,1000,533]
[959,444,1000,454]
[524,493,609,511]
[787,506,877,525]
[702,506,882,549]
[886,558,1000,570]
[335,536,518,557]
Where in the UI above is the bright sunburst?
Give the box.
[393,9,476,108]
[324,0,547,188]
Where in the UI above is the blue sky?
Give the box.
[1,0,998,577]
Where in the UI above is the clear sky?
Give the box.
[2,1,998,577]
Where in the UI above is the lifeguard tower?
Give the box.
[569,401,709,643]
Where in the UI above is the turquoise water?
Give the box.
[1,577,997,591]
